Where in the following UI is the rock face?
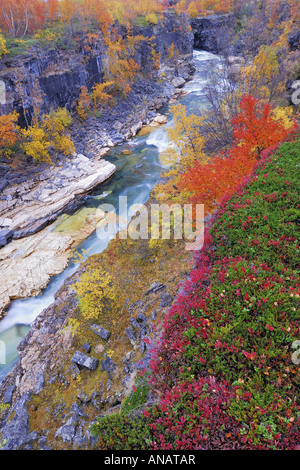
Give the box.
[0,275,175,450]
[0,154,115,318]
[0,391,34,450]
[0,10,195,316]
[0,154,116,241]
[0,10,194,128]
[191,14,236,54]
[288,30,300,51]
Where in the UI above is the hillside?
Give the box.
[90,130,300,450]
[0,0,299,454]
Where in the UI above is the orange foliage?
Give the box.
[0,111,19,148]
[178,95,296,214]
[0,0,45,36]
[231,94,296,160]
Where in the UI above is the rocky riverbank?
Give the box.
[0,9,196,317]
[0,224,192,450]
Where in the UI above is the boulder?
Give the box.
[3,385,15,404]
[89,324,111,341]
[1,392,32,450]
[125,327,138,346]
[144,282,165,295]
[71,350,99,371]
[0,229,13,248]
[101,354,117,375]
[160,293,174,308]
[172,76,186,88]
[55,424,76,443]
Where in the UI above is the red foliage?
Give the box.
[178,95,296,213]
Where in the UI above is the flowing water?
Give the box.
[0,50,221,382]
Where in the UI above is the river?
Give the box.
[0,50,221,382]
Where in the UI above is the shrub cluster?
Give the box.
[91,131,300,450]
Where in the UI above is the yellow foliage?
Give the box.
[76,86,91,120]
[20,108,74,163]
[164,104,207,170]
[272,106,295,130]
[91,81,114,107]
[0,30,8,57]
[240,45,285,102]
[152,104,207,205]
[145,13,158,25]
[75,265,116,320]
[104,36,140,97]
[21,126,52,163]
[187,2,200,18]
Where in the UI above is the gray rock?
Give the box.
[151,310,157,320]
[172,76,186,88]
[68,363,80,379]
[82,342,91,353]
[77,391,91,404]
[125,327,137,346]
[160,293,174,308]
[89,324,111,340]
[71,350,99,371]
[0,229,13,248]
[91,389,104,410]
[121,351,132,363]
[137,313,147,325]
[101,354,117,375]
[55,424,76,443]
[34,372,44,394]
[144,282,165,295]
[70,402,88,419]
[3,385,15,404]
[73,424,88,449]
[130,317,140,329]
[1,391,32,450]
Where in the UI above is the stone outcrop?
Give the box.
[0,275,175,450]
[0,154,116,243]
[0,10,194,128]
[288,29,300,51]
[191,14,236,54]
[0,154,116,317]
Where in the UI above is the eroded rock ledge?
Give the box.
[0,154,116,243]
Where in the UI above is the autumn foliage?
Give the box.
[178,94,297,214]
[0,111,19,149]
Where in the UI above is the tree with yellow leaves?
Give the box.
[104,36,140,97]
[0,30,8,56]
[20,107,75,163]
[153,104,207,204]
[76,85,91,120]
[239,45,286,103]
[91,81,114,108]
[75,264,116,320]
[163,104,207,169]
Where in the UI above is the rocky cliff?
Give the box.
[192,13,236,54]
[0,10,194,127]
[0,10,194,237]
